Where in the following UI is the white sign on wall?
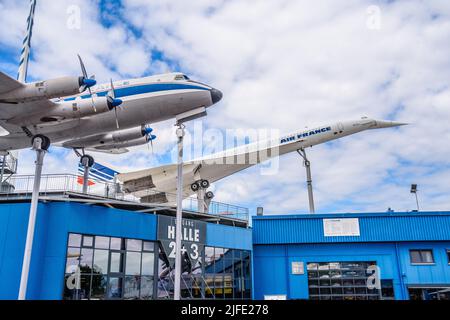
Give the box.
[291,261,304,275]
[264,295,287,300]
[323,218,360,237]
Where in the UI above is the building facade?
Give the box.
[252,212,450,300]
[0,201,252,300]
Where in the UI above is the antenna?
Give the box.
[17,0,37,83]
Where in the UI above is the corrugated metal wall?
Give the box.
[252,211,450,244]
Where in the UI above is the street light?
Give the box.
[173,107,207,301]
[410,184,419,211]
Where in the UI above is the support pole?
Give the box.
[297,148,315,214]
[82,165,90,194]
[196,188,207,214]
[414,193,419,211]
[18,138,46,300]
[174,124,185,300]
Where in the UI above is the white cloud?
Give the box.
[1,0,450,214]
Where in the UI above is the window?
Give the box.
[157,245,251,300]
[307,261,394,300]
[174,74,189,81]
[63,233,156,300]
[410,250,435,264]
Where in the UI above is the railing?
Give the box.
[0,174,249,223]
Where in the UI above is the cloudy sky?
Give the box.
[0,0,449,215]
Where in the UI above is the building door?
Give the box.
[107,250,125,299]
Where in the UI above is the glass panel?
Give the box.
[140,276,153,300]
[82,235,94,247]
[126,252,142,276]
[410,250,421,263]
[124,276,141,300]
[66,247,80,273]
[308,261,380,300]
[78,274,91,300]
[90,275,107,300]
[126,239,142,252]
[421,250,434,263]
[143,241,154,252]
[108,277,123,299]
[79,248,93,273]
[93,249,109,275]
[141,252,154,276]
[110,252,125,273]
[95,236,110,249]
[110,237,124,250]
[68,233,82,247]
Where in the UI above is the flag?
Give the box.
[77,162,119,185]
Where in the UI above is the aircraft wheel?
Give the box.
[31,134,51,151]
[191,182,200,192]
[80,154,95,168]
[200,179,210,189]
[206,191,214,200]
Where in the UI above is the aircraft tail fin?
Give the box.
[17,0,37,83]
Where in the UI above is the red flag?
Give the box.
[77,176,95,186]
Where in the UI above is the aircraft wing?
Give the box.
[117,160,252,203]
[0,71,59,132]
[0,71,23,95]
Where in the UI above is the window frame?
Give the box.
[409,249,435,265]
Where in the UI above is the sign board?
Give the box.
[291,261,304,275]
[157,215,207,271]
[264,295,287,300]
[323,218,360,237]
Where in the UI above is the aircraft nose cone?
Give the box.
[210,88,223,104]
[375,120,409,128]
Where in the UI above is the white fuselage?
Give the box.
[0,73,217,151]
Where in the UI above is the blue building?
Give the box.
[0,197,252,300]
[252,212,450,300]
[2,182,450,301]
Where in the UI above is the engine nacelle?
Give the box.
[96,136,149,150]
[111,125,149,143]
[0,76,86,102]
[9,96,116,126]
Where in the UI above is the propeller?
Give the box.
[77,54,97,112]
[109,79,123,129]
[142,125,157,153]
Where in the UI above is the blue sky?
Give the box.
[1,0,450,215]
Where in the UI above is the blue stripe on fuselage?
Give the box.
[64,83,209,102]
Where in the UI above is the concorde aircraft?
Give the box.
[116,118,406,204]
[0,0,222,162]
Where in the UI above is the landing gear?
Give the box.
[191,179,209,192]
[80,154,94,168]
[191,179,213,214]
[73,149,95,194]
[206,191,214,200]
[19,134,50,300]
[31,134,51,151]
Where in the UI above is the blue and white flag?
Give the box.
[77,162,119,185]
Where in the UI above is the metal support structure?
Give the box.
[174,124,185,300]
[414,193,420,212]
[82,165,90,194]
[18,137,47,300]
[196,188,207,214]
[297,148,315,214]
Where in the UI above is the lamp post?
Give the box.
[410,184,419,211]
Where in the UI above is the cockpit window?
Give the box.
[174,74,190,81]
